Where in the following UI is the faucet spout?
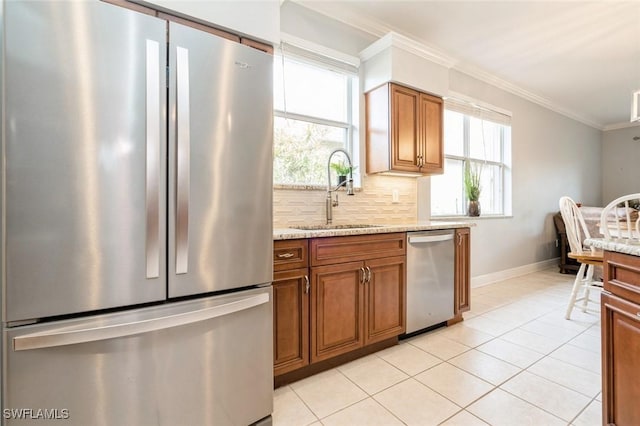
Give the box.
[326,149,355,225]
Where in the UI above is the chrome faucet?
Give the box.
[326,149,355,225]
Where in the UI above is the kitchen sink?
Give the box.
[290,224,382,231]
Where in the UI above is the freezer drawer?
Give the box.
[3,287,273,426]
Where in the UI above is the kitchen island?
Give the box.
[585,237,640,426]
[272,221,472,385]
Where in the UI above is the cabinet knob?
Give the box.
[365,266,372,283]
[359,267,366,284]
[304,275,310,294]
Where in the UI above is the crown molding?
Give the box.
[452,62,604,130]
[359,32,455,69]
[603,121,640,131]
[293,0,605,130]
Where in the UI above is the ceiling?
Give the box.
[295,1,640,130]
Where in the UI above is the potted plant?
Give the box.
[464,163,482,216]
[330,161,357,185]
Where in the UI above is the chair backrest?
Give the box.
[600,193,640,241]
[559,196,591,254]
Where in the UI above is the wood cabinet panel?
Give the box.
[273,268,309,376]
[419,93,443,173]
[365,256,406,344]
[311,233,405,266]
[365,84,391,174]
[310,261,365,363]
[454,228,471,315]
[602,292,640,426]
[604,250,640,305]
[365,82,443,175]
[391,85,420,172]
[274,239,308,272]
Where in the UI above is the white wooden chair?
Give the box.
[559,196,603,319]
[600,193,640,241]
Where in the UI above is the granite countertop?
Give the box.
[274,221,473,240]
[585,237,640,257]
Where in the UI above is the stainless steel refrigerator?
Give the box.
[1,1,273,425]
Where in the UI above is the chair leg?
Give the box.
[581,264,595,313]
[566,263,586,320]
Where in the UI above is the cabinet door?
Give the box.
[364,256,406,344]
[311,262,365,363]
[419,93,444,174]
[390,84,421,173]
[273,268,310,376]
[602,292,640,426]
[454,228,471,314]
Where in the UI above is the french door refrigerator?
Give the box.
[1,1,273,425]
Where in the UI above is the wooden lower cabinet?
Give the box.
[454,228,471,315]
[602,292,640,425]
[274,233,408,381]
[602,250,640,425]
[310,256,406,362]
[310,261,365,363]
[273,268,309,376]
[365,256,406,344]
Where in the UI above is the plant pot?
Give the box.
[338,175,347,185]
[468,200,481,217]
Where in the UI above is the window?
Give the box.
[273,46,358,186]
[431,100,512,217]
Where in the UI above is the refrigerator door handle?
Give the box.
[175,45,190,275]
[13,292,270,351]
[145,39,161,279]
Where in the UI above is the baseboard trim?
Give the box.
[471,258,560,288]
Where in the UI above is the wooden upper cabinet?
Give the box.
[391,85,420,172]
[366,83,443,175]
[419,93,444,173]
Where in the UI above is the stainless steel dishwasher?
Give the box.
[405,230,455,335]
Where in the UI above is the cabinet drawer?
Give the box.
[274,239,308,272]
[311,233,405,266]
[604,251,640,305]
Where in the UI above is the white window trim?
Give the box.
[431,99,512,218]
[273,39,360,188]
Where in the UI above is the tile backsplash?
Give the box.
[273,175,417,228]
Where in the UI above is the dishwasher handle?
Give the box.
[408,234,454,244]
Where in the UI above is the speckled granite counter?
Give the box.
[585,237,640,257]
[274,221,473,240]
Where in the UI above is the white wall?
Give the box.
[602,125,640,204]
[448,70,602,278]
[280,2,375,56]
[138,0,280,44]
[279,3,604,281]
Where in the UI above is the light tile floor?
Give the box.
[273,269,602,426]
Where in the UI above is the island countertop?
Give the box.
[273,221,473,240]
[585,237,640,257]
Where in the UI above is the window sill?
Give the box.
[431,215,513,220]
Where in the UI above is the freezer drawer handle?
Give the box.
[175,45,190,275]
[145,39,161,279]
[13,293,269,351]
[408,234,454,244]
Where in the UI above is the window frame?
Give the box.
[272,50,358,188]
[431,109,511,218]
